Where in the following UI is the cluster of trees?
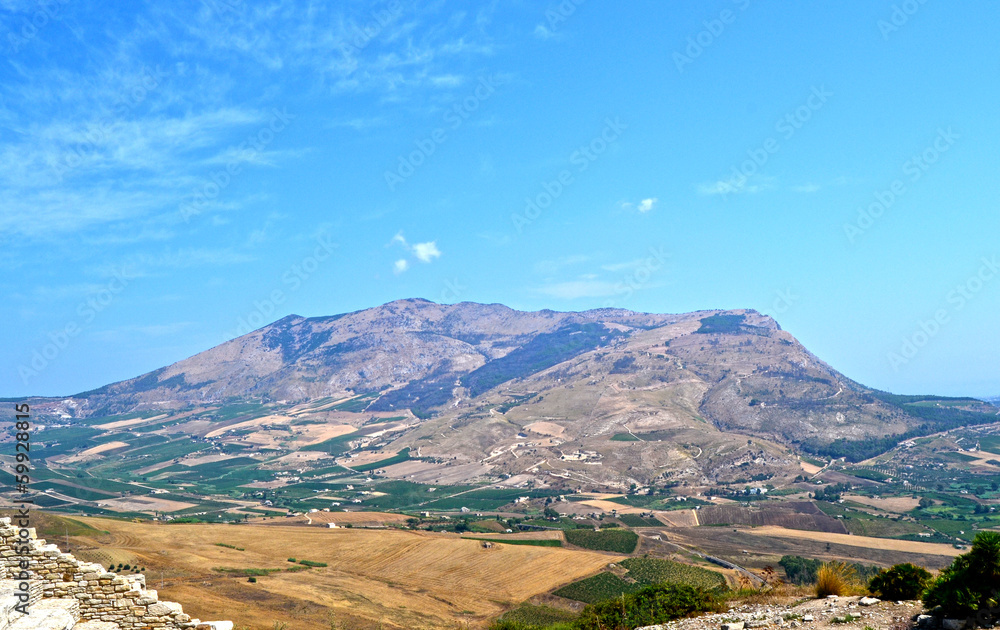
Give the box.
[812,482,852,502]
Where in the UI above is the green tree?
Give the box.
[869,563,932,600]
[924,531,1000,620]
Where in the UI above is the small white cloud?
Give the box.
[793,183,821,193]
[533,24,554,40]
[388,232,441,272]
[412,241,442,263]
[637,198,657,213]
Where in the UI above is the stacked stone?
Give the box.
[0,518,229,630]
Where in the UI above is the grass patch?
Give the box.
[212,567,282,576]
[297,559,328,567]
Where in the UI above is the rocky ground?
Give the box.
[638,595,922,630]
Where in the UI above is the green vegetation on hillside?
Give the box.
[352,448,411,472]
[696,314,746,334]
[575,584,720,630]
[463,323,624,398]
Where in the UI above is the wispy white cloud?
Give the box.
[0,2,499,241]
[534,279,619,299]
[393,259,410,274]
[698,175,776,196]
[534,255,591,276]
[638,198,657,213]
[793,183,821,193]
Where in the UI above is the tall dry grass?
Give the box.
[815,562,864,598]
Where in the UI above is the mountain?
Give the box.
[14,299,999,488]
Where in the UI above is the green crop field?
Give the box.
[552,572,639,604]
[553,557,725,604]
[610,433,640,441]
[564,528,638,553]
[617,514,660,527]
[496,603,576,628]
[618,558,726,590]
[352,448,410,472]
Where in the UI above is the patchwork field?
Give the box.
[69,517,613,630]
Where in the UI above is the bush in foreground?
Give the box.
[924,531,1000,620]
[815,562,860,598]
[868,563,932,601]
[574,584,721,630]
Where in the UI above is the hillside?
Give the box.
[8,300,998,494]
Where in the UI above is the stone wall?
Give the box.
[0,518,229,630]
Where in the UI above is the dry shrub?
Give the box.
[815,562,863,598]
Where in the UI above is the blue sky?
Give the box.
[2,1,998,398]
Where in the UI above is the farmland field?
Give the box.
[618,558,726,590]
[68,516,612,630]
[552,558,725,604]
[564,528,639,553]
[552,571,638,604]
[743,526,962,556]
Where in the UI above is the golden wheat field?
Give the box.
[744,525,962,556]
[68,517,611,630]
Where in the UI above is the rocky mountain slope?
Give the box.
[13,299,998,487]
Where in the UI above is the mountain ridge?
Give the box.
[9,299,998,487]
